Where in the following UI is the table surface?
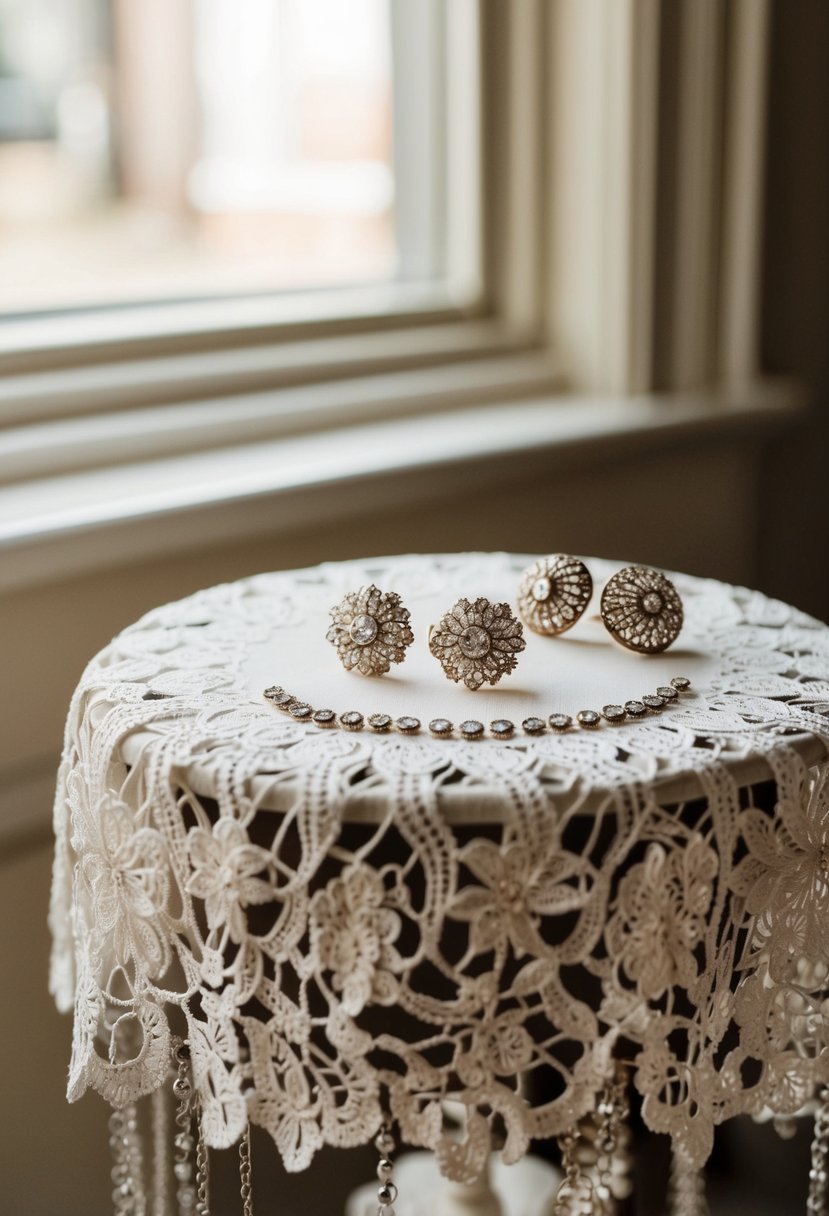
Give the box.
[112,551,829,818]
[50,551,829,1180]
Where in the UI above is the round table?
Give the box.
[49,553,829,1214]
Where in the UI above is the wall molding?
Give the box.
[0,759,57,852]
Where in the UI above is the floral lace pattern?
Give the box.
[49,553,829,1181]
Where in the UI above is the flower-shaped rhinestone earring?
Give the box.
[429,597,525,689]
[327,584,414,675]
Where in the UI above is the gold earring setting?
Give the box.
[327,584,414,675]
[517,554,593,636]
[600,566,683,654]
[518,554,684,653]
[429,596,526,689]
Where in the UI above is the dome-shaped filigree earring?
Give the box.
[518,556,683,654]
[517,554,593,636]
[327,584,414,675]
[600,566,683,654]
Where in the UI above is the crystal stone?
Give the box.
[368,713,392,731]
[429,719,453,737]
[656,685,678,700]
[641,591,664,615]
[349,613,379,646]
[460,719,484,738]
[671,675,691,690]
[490,719,514,737]
[577,709,600,728]
[459,625,491,659]
[548,713,573,731]
[602,704,626,722]
[396,716,420,734]
[532,575,552,602]
[340,711,365,730]
[624,700,647,717]
[642,694,665,709]
[522,717,546,735]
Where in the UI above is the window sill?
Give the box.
[0,279,480,372]
[0,376,804,594]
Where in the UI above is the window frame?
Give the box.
[0,0,796,597]
[0,0,485,364]
[0,0,773,387]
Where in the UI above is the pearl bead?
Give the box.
[377,1158,393,1182]
[174,1162,192,1181]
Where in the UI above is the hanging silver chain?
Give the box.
[194,1107,211,1216]
[808,1088,829,1215]
[554,1066,630,1215]
[374,1123,399,1216]
[171,1039,197,1214]
[554,1124,595,1215]
[239,1125,254,1216]
[595,1066,632,1211]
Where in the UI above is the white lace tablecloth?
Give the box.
[49,552,829,1183]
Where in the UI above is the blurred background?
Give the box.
[0,0,397,309]
[0,0,827,1211]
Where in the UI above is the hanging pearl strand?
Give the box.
[109,1104,146,1216]
[808,1087,829,1216]
[150,1086,170,1216]
[375,1124,399,1216]
[667,1147,709,1216]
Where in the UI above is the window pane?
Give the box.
[0,0,404,315]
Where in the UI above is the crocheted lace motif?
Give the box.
[49,553,829,1183]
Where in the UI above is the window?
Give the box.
[0,0,463,316]
[0,1,790,596]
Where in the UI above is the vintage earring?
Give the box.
[327,584,414,675]
[517,555,593,636]
[429,596,525,689]
[600,566,683,654]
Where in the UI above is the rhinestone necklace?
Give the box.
[263,676,692,741]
